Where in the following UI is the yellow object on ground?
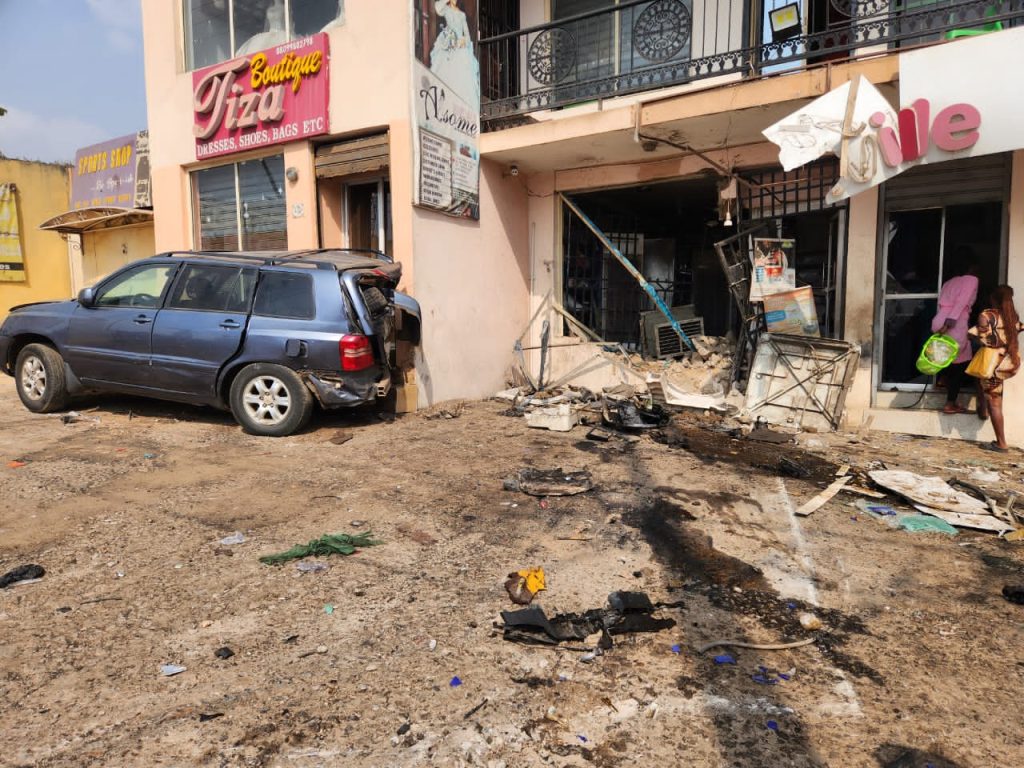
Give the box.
[504,567,546,605]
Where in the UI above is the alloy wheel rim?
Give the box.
[242,375,291,425]
[20,356,47,401]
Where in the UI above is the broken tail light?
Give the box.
[340,334,374,371]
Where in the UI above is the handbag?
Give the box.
[966,346,1001,379]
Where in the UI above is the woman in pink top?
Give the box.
[931,266,979,414]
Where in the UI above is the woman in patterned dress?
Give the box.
[972,285,1024,452]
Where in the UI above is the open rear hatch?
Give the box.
[340,264,404,375]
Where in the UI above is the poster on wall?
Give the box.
[763,286,820,337]
[0,183,26,282]
[192,33,330,161]
[72,132,152,210]
[749,237,796,301]
[412,0,480,219]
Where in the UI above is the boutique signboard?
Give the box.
[193,33,330,161]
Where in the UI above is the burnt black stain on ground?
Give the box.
[653,418,838,484]
[651,485,762,514]
[874,744,964,768]
[623,495,882,684]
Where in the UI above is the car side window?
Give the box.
[95,265,176,308]
[252,272,316,319]
[167,265,257,312]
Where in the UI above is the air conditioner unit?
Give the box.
[640,306,704,359]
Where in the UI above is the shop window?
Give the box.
[185,0,345,70]
[167,265,257,313]
[193,155,287,252]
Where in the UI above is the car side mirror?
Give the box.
[77,287,96,308]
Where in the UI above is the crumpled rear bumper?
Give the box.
[301,369,390,408]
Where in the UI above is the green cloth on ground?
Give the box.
[259,532,381,565]
[898,515,958,535]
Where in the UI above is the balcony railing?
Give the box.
[480,0,1024,127]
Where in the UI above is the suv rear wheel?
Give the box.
[229,363,313,437]
[15,343,69,413]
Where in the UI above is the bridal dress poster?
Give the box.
[412,0,480,219]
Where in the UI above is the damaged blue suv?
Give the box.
[0,250,420,436]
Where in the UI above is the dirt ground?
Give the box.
[2,381,1024,768]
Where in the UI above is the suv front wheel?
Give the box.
[229,363,313,437]
[15,343,70,413]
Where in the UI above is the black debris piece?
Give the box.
[214,646,235,659]
[586,427,613,442]
[603,400,668,431]
[199,712,225,723]
[777,457,811,479]
[501,591,676,647]
[747,427,793,444]
[0,564,45,588]
[1002,585,1024,605]
[504,468,594,497]
[397,723,411,736]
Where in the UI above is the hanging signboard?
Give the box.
[72,131,152,210]
[411,0,480,219]
[749,237,796,301]
[0,183,25,282]
[192,33,330,161]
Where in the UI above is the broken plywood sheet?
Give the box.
[912,505,1015,534]
[870,469,1015,533]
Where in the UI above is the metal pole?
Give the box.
[559,193,701,356]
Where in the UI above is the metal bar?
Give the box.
[480,0,650,44]
[560,193,700,356]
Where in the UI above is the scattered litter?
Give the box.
[329,431,353,445]
[218,532,246,546]
[586,427,613,442]
[752,673,779,685]
[697,637,816,654]
[450,676,462,687]
[324,604,335,615]
[61,411,100,425]
[766,720,779,732]
[1004,529,1024,543]
[423,400,466,420]
[969,468,1001,484]
[160,664,186,677]
[577,735,588,744]
[428,639,437,651]
[897,515,958,535]
[504,567,546,605]
[500,591,675,648]
[713,654,737,665]
[259,532,381,564]
[603,400,668,431]
[198,713,224,722]
[0,563,45,588]
[867,505,897,516]
[525,403,579,432]
[1002,585,1024,605]
[795,476,851,517]
[503,468,593,497]
[670,644,681,654]
[777,457,810,479]
[296,560,329,573]
[753,666,789,685]
[798,613,823,630]
[463,698,489,719]
[7,460,27,469]
[747,427,793,444]
[871,470,1013,533]
[214,646,235,659]
[143,453,157,460]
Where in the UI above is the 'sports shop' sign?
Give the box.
[193,34,330,160]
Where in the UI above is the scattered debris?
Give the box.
[328,431,353,445]
[603,400,668,431]
[324,604,335,615]
[585,427,613,442]
[423,400,466,420]
[463,698,489,719]
[61,411,100,425]
[500,591,675,648]
[525,403,580,432]
[870,470,1015,533]
[218,531,246,546]
[295,560,330,573]
[449,676,462,687]
[1002,585,1024,605]
[198,713,224,722]
[160,664,186,677]
[0,563,45,588]
[798,613,823,630]
[504,567,546,605]
[696,637,816,654]
[504,468,593,497]
[795,476,852,517]
[214,646,235,659]
[713,654,737,665]
[747,426,793,444]
[7,460,27,469]
[897,515,958,535]
[143,453,157,460]
[259,532,381,564]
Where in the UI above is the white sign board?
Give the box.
[900,26,1024,161]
